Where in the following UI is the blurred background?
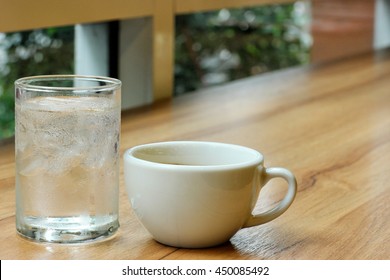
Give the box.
[0,0,387,141]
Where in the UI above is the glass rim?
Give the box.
[15,75,121,93]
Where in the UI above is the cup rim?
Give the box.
[124,141,263,170]
[15,75,121,93]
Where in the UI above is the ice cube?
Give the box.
[18,152,48,177]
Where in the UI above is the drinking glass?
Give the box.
[15,75,121,243]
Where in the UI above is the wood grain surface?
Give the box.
[1,49,389,259]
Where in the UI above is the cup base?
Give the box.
[153,235,232,249]
[16,215,119,244]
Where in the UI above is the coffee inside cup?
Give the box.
[131,142,261,167]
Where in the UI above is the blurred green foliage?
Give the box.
[0,3,310,140]
[0,26,74,139]
[174,3,311,95]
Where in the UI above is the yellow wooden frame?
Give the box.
[0,0,295,101]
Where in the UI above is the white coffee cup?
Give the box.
[123,141,297,248]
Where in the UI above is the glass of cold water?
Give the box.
[15,75,121,243]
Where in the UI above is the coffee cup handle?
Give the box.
[243,166,297,227]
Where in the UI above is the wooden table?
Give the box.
[1,49,389,260]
